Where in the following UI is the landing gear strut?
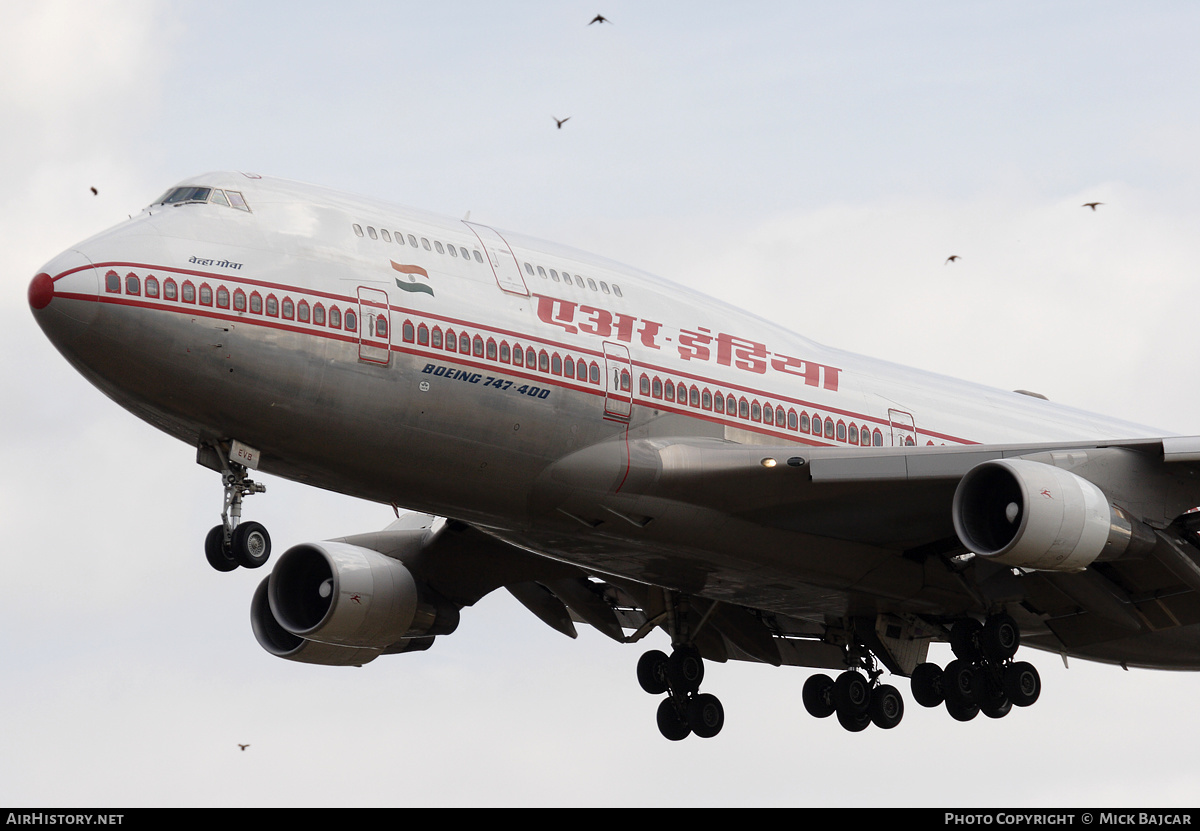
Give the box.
[202,447,270,572]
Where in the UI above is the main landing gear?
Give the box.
[637,646,725,740]
[908,613,1040,722]
[798,612,1040,732]
[203,459,271,573]
[635,593,725,741]
[802,656,905,732]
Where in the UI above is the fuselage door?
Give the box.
[462,221,529,296]
[603,342,633,421]
[358,286,391,365]
[888,408,917,446]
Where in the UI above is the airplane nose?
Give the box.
[29,248,101,349]
[28,271,54,309]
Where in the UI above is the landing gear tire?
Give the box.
[1003,661,1041,707]
[637,650,670,695]
[833,671,871,715]
[981,696,1013,719]
[836,705,871,732]
[802,674,837,719]
[943,659,982,706]
[946,697,980,722]
[910,662,945,708]
[869,684,904,729]
[656,697,691,741]
[981,613,1020,662]
[950,618,984,662]
[204,525,239,572]
[231,521,271,568]
[667,646,704,695]
[688,693,725,738]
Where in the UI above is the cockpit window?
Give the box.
[152,186,251,212]
[159,186,212,205]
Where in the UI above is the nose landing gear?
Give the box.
[199,441,271,572]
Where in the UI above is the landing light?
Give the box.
[761,458,777,468]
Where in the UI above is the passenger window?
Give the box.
[345,310,356,331]
[329,307,341,328]
[233,290,247,311]
[298,300,310,322]
[448,245,457,257]
[368,227,378,240]
[282,298,294,319]
[408,235,418,247]
[164,279,178,300]
[381,229,392,243]
[249,292,262,314]
[421,238,431,251]
[125,273,140,295]
[435,241,445,254]
[145,276,159,298]
[600,281,610,294]
[473,251,483,263]
[613,285,623,297]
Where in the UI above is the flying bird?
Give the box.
[1082,202,1104,211]
[238,744,250,751]
[90,187,98,196]
[553,116,570,129]
[589,15,610,25]
[945,255,960,264]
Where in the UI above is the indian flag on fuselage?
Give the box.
[391,261,433,296]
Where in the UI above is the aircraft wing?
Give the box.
[517,433,1200,671]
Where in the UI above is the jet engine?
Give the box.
[952,458,1153,571]
[251,538,460,665]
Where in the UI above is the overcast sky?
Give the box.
[5,0,1200,808]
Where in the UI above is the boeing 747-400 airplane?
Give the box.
[29,172,1200,739]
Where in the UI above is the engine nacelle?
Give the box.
[251,576,382,665]
[952,458,1151,571]
[266,540,460,649]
